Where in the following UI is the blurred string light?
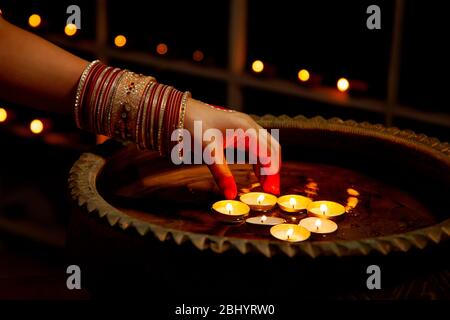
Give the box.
[156,43,168,55]
[297,69,310,82]
[114,35,127,47]
[0,108,7,122]
[28,14,41,28]
[64,23,77,36]
[251,60,264,73]
[337,77,350,92]
[30,119,44,134]
[192,50,204,62]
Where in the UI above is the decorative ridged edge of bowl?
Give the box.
[68,115,450,258]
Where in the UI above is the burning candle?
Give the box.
[277,195,312,213]
[286,227,294,240]
[299,217,338,235]
[270,224,310,242]
[212,200,250,223]
[307,201,345,220]
[257,194,265,205]
[245,215,286,228]
[240,192,277,212]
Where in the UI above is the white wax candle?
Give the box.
[307,201,345,219]
[270,224,310,242]
[246,215,286,226]
[299,217,338,234]
[277,195,312,213]
[240,192,277,211]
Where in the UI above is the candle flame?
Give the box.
[260,215,267,223]
[320,204,328,215]
[289,197,296,209]
[315,219,322,231]
[225,203,233,214]
[286,227,294,240]
[257,194,265,205]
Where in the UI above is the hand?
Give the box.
[183,98,281,199]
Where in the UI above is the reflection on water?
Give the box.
[238,179,361,214]
[239,182,261,195]
[304,179,319,198]
[346,188,360,212]
[347,188,360,197]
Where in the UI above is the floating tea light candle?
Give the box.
[240,192,277,212]
[299,217,338,235]
[270,224,310,242]
[277,195,312,213]
[307,201,346,220]
[212,200,250,223]
[245,215,286,229]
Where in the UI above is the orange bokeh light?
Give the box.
[156,43,168,55]
[298,69,310,82]
[114,35,127,47]
[28,14,41,28]
[193,50,204,62]
[64,23,77,36]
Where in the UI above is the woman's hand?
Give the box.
[184,98,281,199]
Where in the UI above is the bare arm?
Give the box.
[0,16,87,114]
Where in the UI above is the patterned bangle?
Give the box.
[74,62,191,156]
[105,70,127,136]
[178,91,191,130]
[74,60,100,128]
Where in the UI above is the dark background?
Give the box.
[0,0,448,299]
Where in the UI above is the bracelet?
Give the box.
[74,60,100,128]
[74,60,190,157]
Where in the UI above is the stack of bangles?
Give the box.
[74,60,191,156]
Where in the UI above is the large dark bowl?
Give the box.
[68,115,450,299]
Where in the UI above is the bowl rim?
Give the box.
[68,115,450,258]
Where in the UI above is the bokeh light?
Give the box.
[252,60,264,73]
[298,69,310,82]
[28,14,41,28]
[156,43,168,55]
[30,119,44,134]
[337,77,350,92]
[0,108,7,122]
[193,50,204,62]
[114,35,127,47]
[64,23,77,36]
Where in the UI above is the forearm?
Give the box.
[0,16,87,114]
